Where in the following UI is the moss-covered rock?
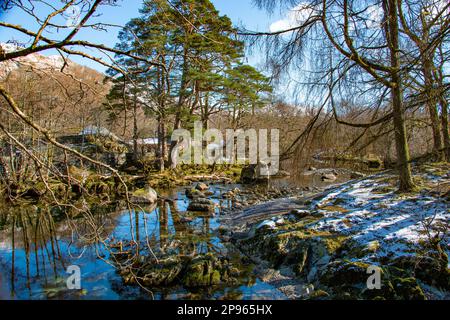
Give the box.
[182,254,225,287]
[116,252,245,290]
[185,188,205,199]
[391,277,426,300]
[308,289,330,300]
[138,256,184,287]
[238,225,348,283]
[321,260,372,287]
[131,187,158,204]
[389,253,450,290]
[195,182,209,191]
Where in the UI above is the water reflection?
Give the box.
[0,185,286,300]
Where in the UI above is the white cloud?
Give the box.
[365,4,383,29]
[426,0,450,19]
[269,3,318,33]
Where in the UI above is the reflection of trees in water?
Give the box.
[1,204,117,298]
[3,206,66,297]
[146,199,215,257]
[1,197,228,299]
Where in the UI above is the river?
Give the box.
[0,169,355,300]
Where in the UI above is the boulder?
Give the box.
[391,277,426,300]
[222,191,235,199]
[131,187,158,204]
[195,182,209,191]
[139,257,184,287]
[182,253,241,287]
[182,255,222,287]
[240,162,270,183]
[290,209,311,219]
[204,190,215,196]
[350,171,365,179]
[185,188,205,199]
[321,173,337,181]
[390,253,450,290]
[120,253,242,289]
[321,260,371,287]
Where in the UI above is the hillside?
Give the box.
[0,43,157,140]
[0,43,122,138]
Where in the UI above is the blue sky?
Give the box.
[0,0,285,72]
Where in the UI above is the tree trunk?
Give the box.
[132,98,139,164]
[420,18,444,161]
[158,117,166,172]
[440,97,450,161]
[422,60,443,161]
[169,47,189,167]
[202,94,209,131]
[386,0,415,191]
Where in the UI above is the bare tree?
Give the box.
[246,0,449,191]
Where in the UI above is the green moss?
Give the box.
[132,188,148,197]
[318,205,349,213]
[277,216,321,231]
[392,277,426,300]
[211,270,221,285]
[321,260,372,288]
[276,229,329,241]
[372,186,396,194]
[309,290,330,300]
[322,235,349,253]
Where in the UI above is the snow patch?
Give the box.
[309,170,449,260]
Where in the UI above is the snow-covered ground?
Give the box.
[309,167,449,262]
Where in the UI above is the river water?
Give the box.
[0,169,355,300]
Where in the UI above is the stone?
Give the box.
[321,173,337,181]
[131,187,158,204]
[139,257,184,287]
[350,172,365,179]
[290,209,311,219]
[185,188,205,199]
[195,182,209,191]
[392,277,426,300]
[256,220,277,230]
[390,253,450,290]
[182,254,237,287]
[309,290,330,300]
[240,162,271,183]
[321,260,371,287]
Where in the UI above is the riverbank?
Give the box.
[220,163,449,299]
